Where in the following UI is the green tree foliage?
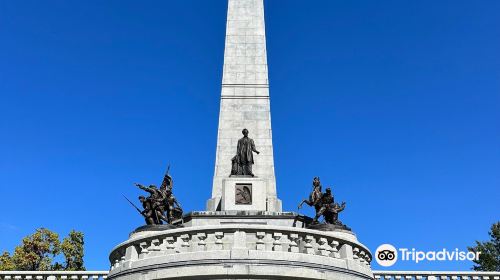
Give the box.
[60,230,85,271]
[12,228,60,271]
[0,252,15,271]
[469,221,500,271]
[0,228,85,271]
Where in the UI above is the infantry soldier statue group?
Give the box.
[125,166,183,225]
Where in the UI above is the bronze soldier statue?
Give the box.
[313,187,346,225]
[165,187,183,222]
[325,201,346,225]
[138,196,156,225]
[136,183,169,224]
[313,187,334,223]
[160,169,173,192]
[299,178,347,226]
[231,128,260,176]
[161,169,183,223]
[134,166,184,225]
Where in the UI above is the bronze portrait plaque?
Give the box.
[235,184,252,205]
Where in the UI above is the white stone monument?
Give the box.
[207,0,281,212]
[108,1,374,279]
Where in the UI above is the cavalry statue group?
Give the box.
[298,177,346,226]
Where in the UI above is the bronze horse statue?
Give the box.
[298,177,323,214]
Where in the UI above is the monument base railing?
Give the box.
[374,271,500,280]
[2,271,499,280]
[107,223,372,280]
[0,271,108,280]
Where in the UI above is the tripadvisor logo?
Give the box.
[375,244,398,267]
[374,244,481,267]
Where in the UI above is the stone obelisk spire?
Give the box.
[207,0,281,212]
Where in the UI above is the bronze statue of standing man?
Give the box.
[231,128,260,176]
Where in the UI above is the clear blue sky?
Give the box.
[1,0,499,272]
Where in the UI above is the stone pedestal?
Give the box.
[208,178,282,212]
[183,211,311,227]
[221,177,267,211]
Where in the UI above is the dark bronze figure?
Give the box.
[123,194,156,225]
[325,201,346,225]
[136,183,169,224]
[164,187,183,222]
[138,195,156,225]
[299,178,347,226]
[298,177,323,214]
[133,166,183,225]
[231,128,260,176]
[160,166,173,191]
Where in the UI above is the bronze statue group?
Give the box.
[129,173,346,227]
[127,129,347,228]
[127,167,183,225]
[298,177,346,225]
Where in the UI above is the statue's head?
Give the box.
[242,128,249,136]
[313,177,320,187]
[325,187,331,194]
[139,196,146,202]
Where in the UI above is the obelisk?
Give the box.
[207,0,282,212]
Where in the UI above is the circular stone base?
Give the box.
[109,223,372,280]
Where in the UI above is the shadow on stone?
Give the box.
[307,223,352,232]
[130,224,182,236]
